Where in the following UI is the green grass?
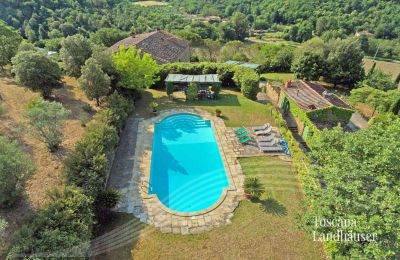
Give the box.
[261,73,295,83]
[364,58,400,80]
[95,157,324,259]
[136,89,276,127]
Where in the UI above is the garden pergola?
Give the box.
[165,74,221,90]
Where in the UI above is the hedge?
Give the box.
[307,106,354,126]
[8,93,133,258]
[155,62,260,100]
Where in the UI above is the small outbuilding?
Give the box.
[165,74,221,99]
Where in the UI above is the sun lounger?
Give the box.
[252,123,270,131]
[237,131,248,139]
[255,126,272,136]
[234,127,246,134]
[258,139,276,147]
[259,145,283,153]
[239,136,251,144]
[257,134,274,142]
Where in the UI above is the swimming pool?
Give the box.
[149,113,230,213]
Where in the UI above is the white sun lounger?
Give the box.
[257,134,274,142]
[260,145,283,153]
[255,126,272,136]
[252,123,270,132]
[258,139,276,147]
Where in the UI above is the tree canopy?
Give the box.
[113,45,160,90]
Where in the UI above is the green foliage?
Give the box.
[90,28,129,47]
[8,186,94,258]
[0,20,22,68]
[349,87,400,115]
[292,51,325,80]
[166,81,174,97]
[306,121,400,258]
[0,218,7,232]
[233,67,259,100]
[17,41,36,52]
[102,92,134,132]
[60,35,92,77]
[94,188,121,225]
[307,107,354,126]
[11,51,62,98]
[212,82,222,98]
[113,45,160,90]
[91,46,117,79]
[186,82,198,101]
[158,62,259,100]
[23,98,71,152]
[325,39,365,87]
[64,121,118,198]
[244,177,265,200]
[357,69,396,91]
[78,57,111,106]
[0,136,34,207]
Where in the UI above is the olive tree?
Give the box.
[0,136,34,206]
[23,99,71,152]
[11,51,62,98]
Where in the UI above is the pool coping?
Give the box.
[141,110,240,217]
[115,108,245,234]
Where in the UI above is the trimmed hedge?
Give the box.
[307,106,354,126]
[155,62,259,100]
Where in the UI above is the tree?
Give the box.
[78,58,111,106]
[349,87,397,116]
[113,45,160,90]
[292,52,326,80]
[166,81,174,98]
[357,68,396,91]
[244,177,265,200]
[325,39,365,87]
[91,46,117,80]
[90,28,129,47]
[186,82,198,101]
[202,39,221,62]
[0,20,22,69]
[11,51,62,98]
[0,136,34,206]
[307,121,400,258]
[23,99,71,152]
[60,35,92,77]
[219,41,245,61]
[8,186,94,258]
[230,12,249,41]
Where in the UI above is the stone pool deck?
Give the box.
[108,109,245,234]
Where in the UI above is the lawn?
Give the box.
[364,58,400,80]
[94,156,324,259]
[135,88,276,127]
[261,72,295,83]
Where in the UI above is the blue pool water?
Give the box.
[149,113,230,213]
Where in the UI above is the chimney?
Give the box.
[285,80,292,88]
[131,32,136,38]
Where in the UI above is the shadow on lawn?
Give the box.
[258,198,288,216]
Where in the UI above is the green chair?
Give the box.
[239,136,251,144]
[237,131,248,139]
[234,127,246,135]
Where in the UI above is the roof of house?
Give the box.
[281,80,351,112]
[165,74,220,83]
[109,30,189,63]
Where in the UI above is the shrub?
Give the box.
[166,81,174,97]
[244,177,265,200]
[94,189,121,224]
[102,92,134,132]
[8,186,94,258]
[186,82,198,101]
[64,122,118,198]
[0,136,35,207]
[82,103,93,113]
[211,82,221,98]
[23,98,71,152]
[234,69,259,100]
